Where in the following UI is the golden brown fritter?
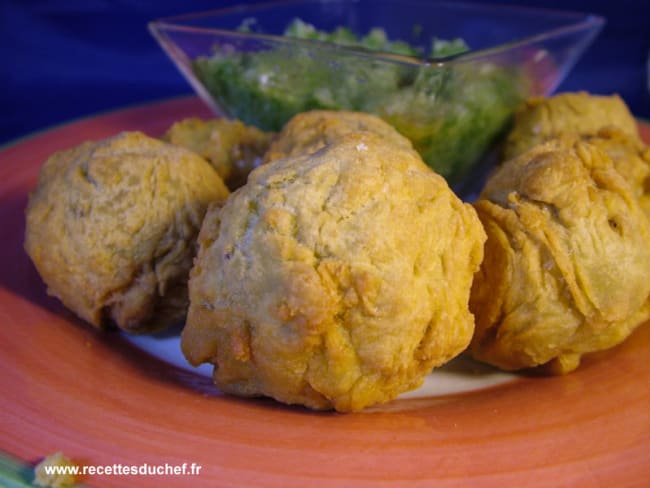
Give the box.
[164,117,273,190]
[25,131,229,333]
[263,110,414,163]
[503,92,639,160]
[182,132,485,412]
[503,92,650,220]
[584,127,650,219]
[470,136,650,374]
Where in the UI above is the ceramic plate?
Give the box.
[1,97,649,487]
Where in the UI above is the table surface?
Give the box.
[1,0,649,147]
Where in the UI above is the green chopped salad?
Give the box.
[193,19,527,185]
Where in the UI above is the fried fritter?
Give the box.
[25,131,229,332]
[584,127,650,219]
[182,132,485,411]
[504,92,650,219]
[503,92,639,160]
[263,110,414,163]
[164,117,273,190]
[470,136,650,374]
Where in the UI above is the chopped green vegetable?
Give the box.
[193,20,527,185]
[284,19,420,56]
[431,38,470,58]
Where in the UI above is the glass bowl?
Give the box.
[149,0,604,190]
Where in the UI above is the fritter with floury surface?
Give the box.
[25,131,229,332]
[164,117,273,190]
[503,92,640,160]
[182,131,485,411]
[263,110,414,163]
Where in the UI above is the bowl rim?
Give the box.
[148,0,605,65]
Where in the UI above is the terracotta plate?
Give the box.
[1,97,649,487]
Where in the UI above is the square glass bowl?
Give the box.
[149,0,603,190]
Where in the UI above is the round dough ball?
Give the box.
[164,117,273,190]
[470,136,650,374]
[263,110,413,163]
[182,132,485,412]
[25,131,230,332]
[503,93,650,221]
[503,92,639,160]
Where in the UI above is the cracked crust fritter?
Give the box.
[182,132,485,411]
[24,131,230,332]
[164,117,273,190]
[503,92,639,161]
[470,136,650,374]
[263,110,414,163]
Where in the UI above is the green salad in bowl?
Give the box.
[150,0,603,190]
[193,19,524,183]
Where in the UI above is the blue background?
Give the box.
[2,0,649,146]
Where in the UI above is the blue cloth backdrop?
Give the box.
[1,0,649,145]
